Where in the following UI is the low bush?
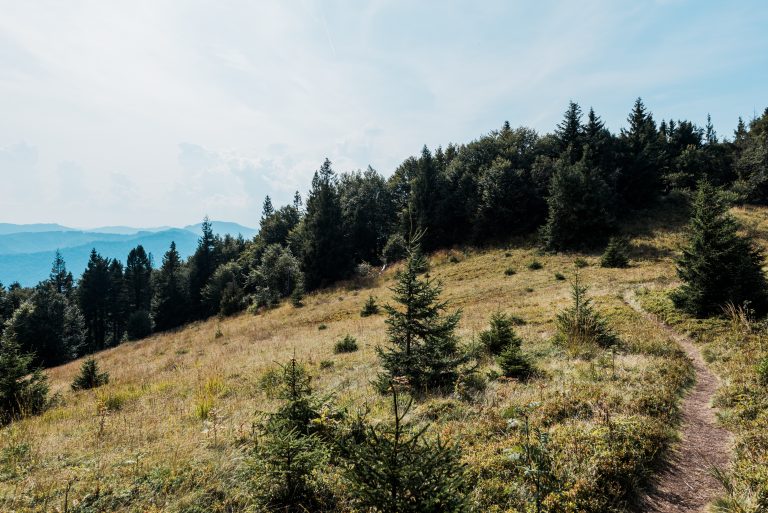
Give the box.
[334,335,359,354]
[71,358,109,391]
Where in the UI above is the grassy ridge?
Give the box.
[0,204,740,512]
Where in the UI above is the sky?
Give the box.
[1,0,766,229]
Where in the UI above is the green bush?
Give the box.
[382,233,407,264]
[504,267,516,276]
[497,344,532,379]
[126,309,152,340]
[71,358,109,391]
[527,260,543,270]
[479,312,523,355]
[574,258,589,269]
[334,335,359,354]
[554,272,566,281]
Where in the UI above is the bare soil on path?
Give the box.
[624,290,732,513]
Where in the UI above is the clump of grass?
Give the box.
[214,326,224,339]
[504,267,516,276]
[334,334,359,354]
[525,287,534,293]
[319,360,334,370]
[554,272,566,281]
[195,395,214,420]
[318,323,328,331]
[757,357,768,386]
[527,260,543,270]
[96,391,126,412]
[574,257,589,268]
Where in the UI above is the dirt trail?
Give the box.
[623,290,731,513]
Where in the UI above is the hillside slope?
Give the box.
[4,201,764,512]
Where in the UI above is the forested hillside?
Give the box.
[2,99,768,512]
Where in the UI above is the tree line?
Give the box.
[1,99,767,373]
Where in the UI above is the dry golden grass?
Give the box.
[3,202,763,512]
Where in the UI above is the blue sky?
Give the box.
[1,0,766,228]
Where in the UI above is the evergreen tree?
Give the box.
[541,159,616,250]
[49,250,74,296]
[555,101,585,164]
[618,97,662,206]
[124,245,153,313]
[77,249,111,351]
[71,357,109,390]
[341,381,470,513]
[0,338,48,426]
[261,195,275,222]
[600,237,630,268]
[106,259,128,346]
[556,273,616,352]
[299,159,350,289]
[410,146,446,249]
[339,167,395,264]
[479,311,522,355]
[188,216,221,319]
[673,181,768,316]
[377,235,464,393]
[151,242,190,331]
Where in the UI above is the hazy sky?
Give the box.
[1,0,766,228]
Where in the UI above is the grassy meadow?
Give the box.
[3,200,766,512]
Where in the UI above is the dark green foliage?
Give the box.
[0,338,48,426]
[340,382,471,513]
[188,217,222,319]
[339,167,395,264]
[497,343,532,379]
[600,237,630,268]
[298,159,351,289]
[203,262,244,316]
[377,236,465,393]
[757,357,768,387]
[383,232,407,264]
[334,335,358,354]
[360,295,379,317]
[251,358,334,511]
[617,98,662,206]
[125,245,153,312]
[151,242,190,331]
[554,101,584,164]
[410,146,447,250]
[106,259,128,345]
[78,249,111,351]
[504,267,516,276]
[49,250,74,296]
[554,272,566,281]
[259,195,302,247]
[541,159,616,251]
[673,181,768,316]
[574,258,589,269]
[4,285,84,367]
[71,357,109,391]
[479,312,522,355]
[556,274,616,351]
[126,310,152,340]
[247,244,304,308]
[733,108,768,202]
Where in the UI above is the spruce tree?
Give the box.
[151,242,190,331]
[188,216,221,319]
[50,250,74,296]
[556,273,616,352]
[77,249,111,351]
[410,146,446,249]
[125,245,153,313]
[377,235,464,393]
[71,357,109,390]
[673,181,768,316]
[479,311,522,355]
[618,97,662,206]
[106,259,128,346]
[341,381,470,513]
[0,338,48,425]
[600,237,630,268]
[555,101,584,164]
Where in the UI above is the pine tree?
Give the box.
[410,146,446,249]
[188,216,221,319]
[360,295,379,317]
[600,237,630,268]
[151,242,190,331]
[673,181,768,316]
[106,259,128,346]
[124,245,153,313]
[341,381,470,513]
[0,338,48,426]
[261,195,275,223]
[71,357,109,390]
[479,311,522,355]
[49,250,74,296]
[299,159,350,289]
[77,249,111,351]
[377,235,464,393]
[618,97,662,206]
[555,101,584,164]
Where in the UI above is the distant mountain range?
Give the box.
[0,221,257,287]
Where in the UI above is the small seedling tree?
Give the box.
[71,357,110,391]
[360,295,379,317]
[600,237,630,268]
[341,379,471,512]
[480,311,522,355]
[0,339,48,426]
[556,273,616,354]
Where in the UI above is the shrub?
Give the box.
[360,296,379,317]
[554,272,566,281]
[758,357,768,386]
[600,237,630,268]
[454,371,487,401]
[574,258,589,269]
[0,339,49,426]
[504,267,516,276]
[334,335,359,354]
[319,360,334,370]
[479,312,523,355]
[318,324,328,330]
[97,392,125,412]
[528,260,543,270]
[71,358,109,391]
[126,309,152,340]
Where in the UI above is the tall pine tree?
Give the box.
[152,242,190,331]
[188,216,220,319]
[125,245,153,313]
[77,249,111,351]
